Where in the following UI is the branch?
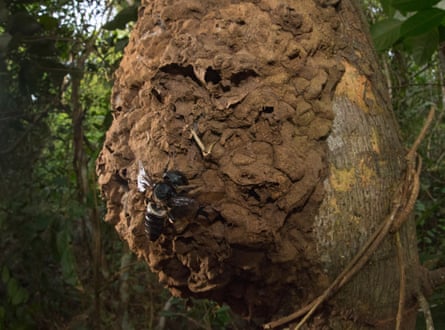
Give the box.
[417,292,435,330]
[406,108,435,162]
[395,232,406,330]
[391,107,433,233]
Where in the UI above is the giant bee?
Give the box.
[137,161,198,241]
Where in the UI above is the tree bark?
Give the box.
[97,0,421,328]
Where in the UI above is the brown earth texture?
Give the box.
[97,0,344,321]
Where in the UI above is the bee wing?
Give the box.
[137,160,153,192]
[167,196,199,222]
[167,195,196,207]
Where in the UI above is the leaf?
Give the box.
[380,0,396,17]
[438,25,445,41]
[404,28,439,65]
[11,287,29,306]
[1,266,10,283]
[214,304,231,326]
[416,201,426,212]
[103,6,138,30]
[392,0,441,12]
[32,214,52,231]
[371,18,403,51]
[57,231,78,286]
[114,37,129,52]
[400,8,445,37]
[7,278,18,302]
[0,32,12,53]
[38,15,58,31]
[423,236,432,244]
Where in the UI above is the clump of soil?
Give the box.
[97,0,343,320]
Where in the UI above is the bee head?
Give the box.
[163,170,188,187]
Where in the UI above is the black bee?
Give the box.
[137,161,197,241]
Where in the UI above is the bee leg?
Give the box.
[167,214,176,224]
[190,124,216,157]
[196,207,209,219]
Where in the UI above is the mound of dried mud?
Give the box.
[97,0,343,319]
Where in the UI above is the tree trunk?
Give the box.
[97,0,420,328]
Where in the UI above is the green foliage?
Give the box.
[158,297,247,330]
[0,0,243,329]
[404,29,439,65]
[371,0,445,64]
[391,0,441,12]
[0,0,134,328]
[368,1,445,327]
[400,8,445,37]
[371,18,403,51]
[380,27,445,330]
[103,5,138,30]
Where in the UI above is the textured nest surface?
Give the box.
[97,0,343,319]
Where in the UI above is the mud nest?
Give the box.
[97,0,344,320]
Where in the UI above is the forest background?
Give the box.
[0,0,444,328]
